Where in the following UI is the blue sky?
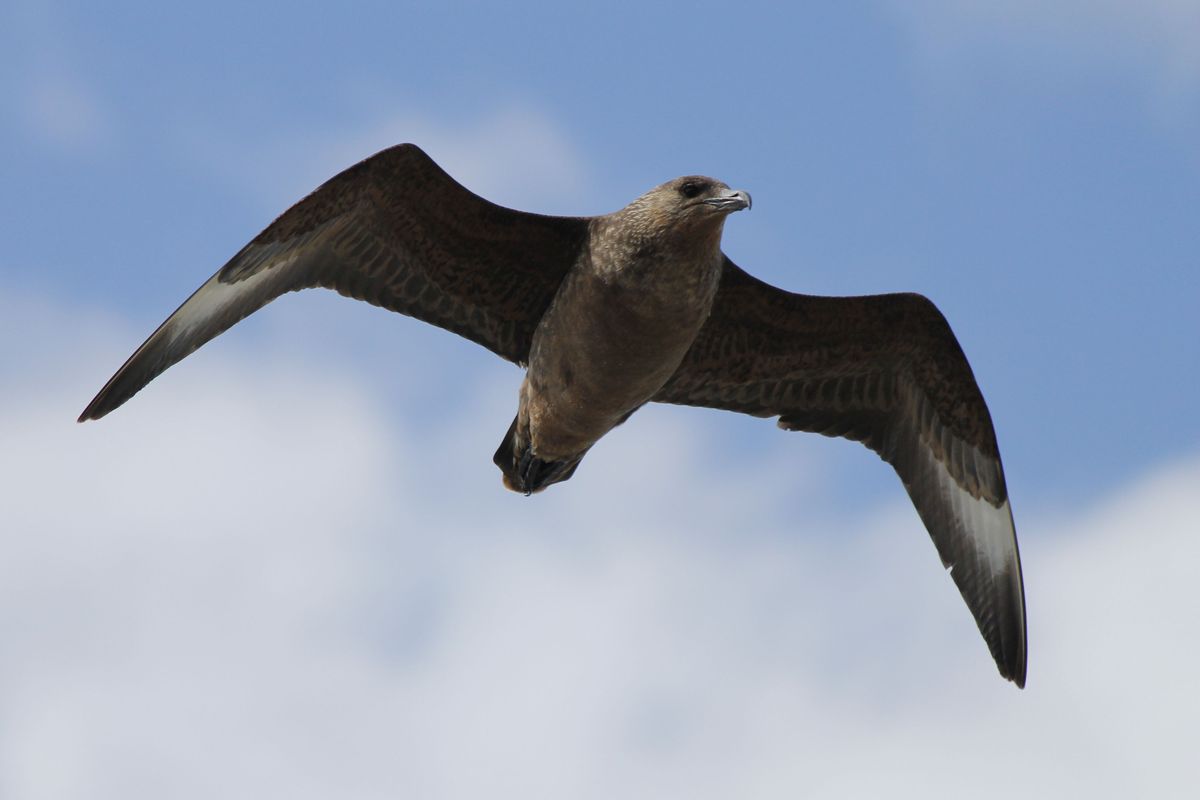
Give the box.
[5,0,1198,504]
[2,1,1198,797]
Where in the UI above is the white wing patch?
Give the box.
[861,369,1028,684]
[166,251,303,345]
[936,449,1018,579]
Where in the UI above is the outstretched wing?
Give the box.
[655,258,1027,687]
[79,144,589,421]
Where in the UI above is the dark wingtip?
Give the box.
[77,396,111,423]
[995,569,1028,689]
[77,399,99,423]
[1006,550,1029,689]
[1007,618,1029,690]
[999,636,1027,688]
[78,378,132,422]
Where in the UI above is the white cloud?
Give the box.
[7,1,117,155]
[20,72,115,153]
[318,105,593,214]
[178,103,592,219]
[2,286,1198,798]
[884,0,1200,109]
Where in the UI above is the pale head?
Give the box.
[618,175,752,241]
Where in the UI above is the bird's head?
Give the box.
[622,176,752,239]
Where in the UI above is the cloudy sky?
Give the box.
[2,1,1197,797]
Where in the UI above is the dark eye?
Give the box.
[679,181,706,199]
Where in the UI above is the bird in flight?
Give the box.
[80,144,1027,687]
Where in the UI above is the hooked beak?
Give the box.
[703,189,752,213]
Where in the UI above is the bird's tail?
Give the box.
[493,415,583,495]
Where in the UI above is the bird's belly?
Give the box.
[523,293,707,460]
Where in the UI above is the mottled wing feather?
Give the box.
[655,258,1027,687]
[79,144,589,421]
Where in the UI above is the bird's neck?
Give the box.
[589,213,726,285]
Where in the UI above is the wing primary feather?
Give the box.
[78,256,305,421]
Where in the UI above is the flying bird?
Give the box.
[80,144,1027,687]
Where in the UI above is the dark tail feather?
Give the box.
[493,415,584,495]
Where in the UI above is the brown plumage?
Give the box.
[80,143,1027,687]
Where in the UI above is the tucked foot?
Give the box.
[516,447,576,495]
[494,414,585,495]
